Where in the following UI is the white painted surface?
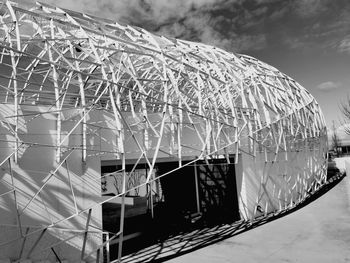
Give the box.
[0,102,328,261]
[0,104,102,261]
[240,147,327,219]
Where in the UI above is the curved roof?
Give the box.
[0,2,329,261]
[0,1,326,134]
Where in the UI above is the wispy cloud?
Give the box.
[19,0,268,53]
[15,0,350,55]
[293,0,329,18]
[155,11,267,52]
[331,35,350,54]
[316,81,341,92]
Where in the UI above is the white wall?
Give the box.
[239,147,327,220]
[0,101,329,260]
[0,104,102,262]
[0,104,229,261]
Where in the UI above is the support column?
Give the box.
[117,153,126,262]
[81,209,92,260]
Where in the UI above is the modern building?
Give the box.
[0,1,328,262]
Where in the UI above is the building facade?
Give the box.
[0,2,328,262]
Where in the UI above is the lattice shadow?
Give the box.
[120,173,345,263]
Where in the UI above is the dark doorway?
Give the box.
[157,158,240,226]
[101,158,240,259]
[157,162,198,223]
[196,159,240,223]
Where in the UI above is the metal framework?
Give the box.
[0,1,328,262]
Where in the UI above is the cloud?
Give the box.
[333,35,350,54]
[141,0,220,23]
[283,36,305,50]
[20,0,225,25]
[128,0,268,52]
[316,81,341,92]
[15,0,350,55]
[274,2,350,53]
[28,0,266,53]
[155,12,267,52]
[231,34,267,52]
[293,0,329,18]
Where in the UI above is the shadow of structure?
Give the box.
[117,172,346,263]
[103,159,242,261]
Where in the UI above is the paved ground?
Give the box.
[167,175,350,263]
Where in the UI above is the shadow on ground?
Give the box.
[119,172,346,263]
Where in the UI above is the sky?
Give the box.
[17,0,350,131]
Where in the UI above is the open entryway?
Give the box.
[157,158,240,225]
[100,157,240,259]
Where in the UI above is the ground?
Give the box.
[167,175,350,263]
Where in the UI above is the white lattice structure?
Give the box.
[0,1,328,262]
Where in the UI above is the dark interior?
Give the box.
[101,158,240,259]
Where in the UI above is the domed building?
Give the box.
[0,1,328,262]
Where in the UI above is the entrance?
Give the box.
[100,157,240,259]
[157,158,240,225]
[196,159,240,223]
